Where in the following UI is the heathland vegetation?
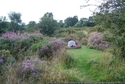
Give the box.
[0,0,125,83]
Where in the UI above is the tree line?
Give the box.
[0,12,95,35]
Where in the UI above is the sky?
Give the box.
[0,0,101,24]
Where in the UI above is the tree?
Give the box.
[87,16,95,27]
[8,12,23,31]
[43,12,53,18]
[64,16,78,27]
[74,16,95,27]
[64,17,73,27]
[74,21,82,27]
[39,12,58,36]
[72,16,78,26]
[58,20,64,28]
[8,12,22,23]
[27,21,36,28]
[0,16,9,34]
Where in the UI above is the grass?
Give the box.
[66,45,110,82]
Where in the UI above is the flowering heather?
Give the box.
[21,57,41,72]
[89,33,102,45]
[19,57,42,80]
[49,38,66,51]
[37,45,52,58]
[0,59,3,63]
[38,38,66,58]
[0,56,6,64]
[1,30,41,40]
[88,33,109,50]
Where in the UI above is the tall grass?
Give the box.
[67,45,125,82]
[0,37,81,83]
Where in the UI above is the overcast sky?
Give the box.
[0,0,100,24]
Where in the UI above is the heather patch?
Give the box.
[1,30,41,40]
[17,57,43,81]
[37,38,66,59]
[0,31,47,59]
[88,33,109,50]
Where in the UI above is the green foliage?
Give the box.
[39,12,59,36]
[81,38,88,45]
[95,0,125,57]
[102,31,113,42]
[76,31,87,39]
[27,21,36,28]
[37,38,65,59]
[88,25,105,33]
[108,60,125,82]
[64,54,75,68]
[25,24,40,33]
[64,16,78,27]
[8,22,22,31]
[8,12,22,23]
[74,17,95,28]
[8,12,26,32]
[0,32,46,59]
[0,16,8,34]
[0,49,11,57]
[58,20,64,28]
[67,46,125,82]
[67,46,108,81]
[29,39,48,52]
[74,21,82,27]
[54,28,76,37]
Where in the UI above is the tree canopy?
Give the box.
[64,16,78,27]
[0,16,8,34]
[39,12,58,36]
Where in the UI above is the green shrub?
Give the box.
[76,31,87,40]
[87,33,109,50]
[29,38,48,52]
[0,31,46,59]
[88,26,105,33]
[37,38,66,59]
[81,38,88,45]
[102,31,113,42]
[64,54,75,68]
[54,28,76,37]
[0,49,11,57]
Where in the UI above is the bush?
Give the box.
[0,49,11,57]
[76,31,87,40]
[67,33,79,40]
[0,50,15,65]
[2,57,43,83]
[0,56,7,64]
[17,57,43,81]
[49,38,66,52]
[88,33,109,50]
[54,28,76,37]
[37,45,52,59]
[88,26,105,33]
[0,31,45,59]
[29,37,48,52]
[102,31,113,42]
[81,38,88,45]
[37,38,66,59]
